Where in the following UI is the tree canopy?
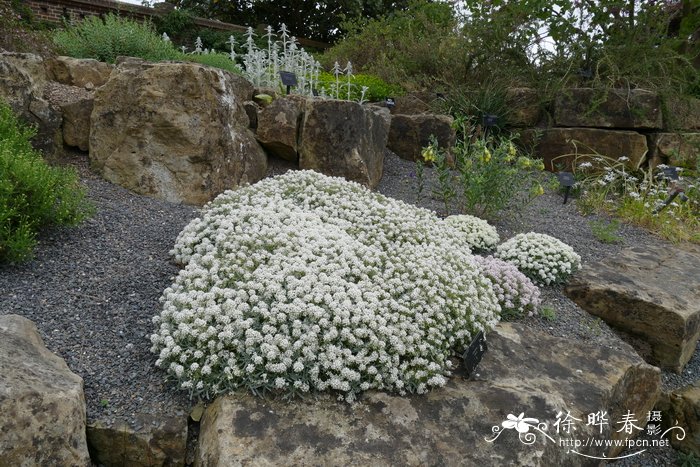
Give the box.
[165,0,414,43]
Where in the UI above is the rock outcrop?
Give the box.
[554,88,663,130]
[522,128,648,171]
[565,245,700,372]
[60,96,93,151]
[87,413,188,467]
[387,113,456,162]
[298,99,390,188]
[0,314,90,466]
[195,323,659,466]
[0,52,62,153]
[657,382,700,456]
[648,132,700,170]
[47,56,114,89]
[90,60,267,205]
[255,95,305,162]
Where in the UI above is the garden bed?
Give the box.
[0,149,696,465]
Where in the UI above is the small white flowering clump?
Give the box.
[495,232,581,285]
[444,214,500,252]
[151,171,501,401]
[472,256,541,319]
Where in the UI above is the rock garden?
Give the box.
[1,1,699,466]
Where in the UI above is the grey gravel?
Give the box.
[0,149,696,465]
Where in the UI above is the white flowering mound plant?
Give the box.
[472,256,541,319]
[444,214,500,252]
[150,171,500,401]
[495,233,582,285]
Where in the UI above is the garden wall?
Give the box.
[24,0,329,50]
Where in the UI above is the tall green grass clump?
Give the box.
[53,13,180,63]
[0,101,92,262]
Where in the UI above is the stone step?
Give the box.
[195,323,660,466]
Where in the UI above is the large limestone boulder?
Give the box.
[60,96,93,152]
[87,413,188,467]
[565,245,700,373]
[298,99,390,188]
[664,96,700,131]
[0,52,62,153]
[657,382,700,456]
[522,128,648,171]
[47,56,114,89]
[648,132,700,170]
[554,88,662,129]
[90,60,267,205]
[255,95,305,162]
[387,113,456,162]
[506,87,542,127]
[0,314,90,466]
[195,323,659,466]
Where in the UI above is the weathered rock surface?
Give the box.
[390,92,435,115]
[565,245,700,373]
[195,323,659,466]
[387,113,455,162]
[60,96,93,151]
[299,99,390,188]
[664,96,700,131]
[90,60,267,205]
[47,56,114,89]
[87,413,188,467]
[648,132,700,170]
[657,382,700,456]
[0,314,90,466]
[0,52,62,153]
[554,88,663,129]
[522,128,648,171]
[506,87,542,127]
[256,95,305,161]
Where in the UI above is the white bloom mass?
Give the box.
[151,171,500,401]
[444,214,500,252]
[495,232,581,285]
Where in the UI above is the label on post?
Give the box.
[463,331,487,377]
[279,71,298,87]
[557,171,575,187]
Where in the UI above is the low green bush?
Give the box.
[317,71,404,102]
[184,52,242,75]
[53,14,180,63]
[0,101,92,262]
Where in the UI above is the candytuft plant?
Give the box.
[495,232,581,285]
[151,171,501,402]
[472,255,541,320]
[444,214,500,253]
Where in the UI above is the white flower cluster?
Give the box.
[472,256,541,319]
[444,215,500,252]
[151,171,500,401]
[495,233,581,285]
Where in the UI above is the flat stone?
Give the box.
[387,113,455,162]
[0,314,90,466]
[648,132,700,170]
[46,56,114,89]
[195,323,659,466]
[521,128,648,171]
[565,245,700,372]
[506,87,542,127]
[87,413,188,467]
[299,99,390,188]
[554,88,662,129]
[657,382,700,456]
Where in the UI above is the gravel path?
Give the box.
[0,149,696,465]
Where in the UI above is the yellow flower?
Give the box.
[535,160,545,171]
[482,148,492,163]
[507,143,517,160]
[422,147,436,163]
[534,183,544,196]
[516,156,532,170]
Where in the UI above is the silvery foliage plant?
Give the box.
[495,232,582,285]
[150,171,501,402]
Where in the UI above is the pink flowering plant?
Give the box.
[473,255,541,319]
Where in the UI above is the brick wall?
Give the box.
[23,0,329,50]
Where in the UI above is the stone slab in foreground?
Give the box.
[195,323,659,466]
[0,314,90,466]
[565,245,700,373]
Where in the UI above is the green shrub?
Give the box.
[316,71,403,102]
[0,101,92,262]
[53,13,181,63]
[184,52,242,75]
